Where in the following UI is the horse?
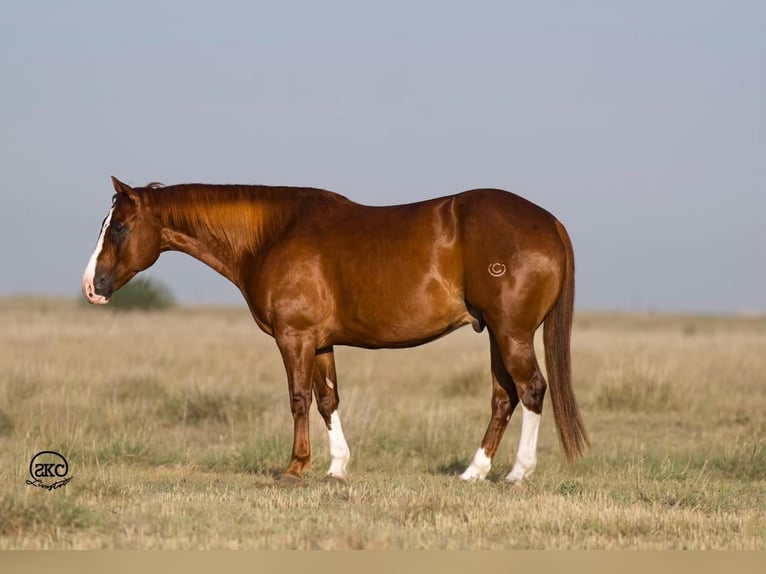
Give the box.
[82,177,588,483]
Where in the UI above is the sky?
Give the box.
[1,1,764,313]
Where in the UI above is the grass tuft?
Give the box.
[93,437,179,467]
[109,277,175,311]
[707,432,766,480]
[594,360,679,412]
[0,409,12,436]
[443,366,486,397]
[158,387,266,426]
[197,438,289,476]
[0,494,98,535]
[111,375,168,403]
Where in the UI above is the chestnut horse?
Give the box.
[83,177,588,482]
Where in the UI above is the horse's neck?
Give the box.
[154,188,302,286]
[159,225,242,285]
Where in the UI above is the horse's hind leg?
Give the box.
[460,331,520,480]
[495,332,547,484]
[312,348,351,479]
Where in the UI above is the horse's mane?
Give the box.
[140,183,350,255]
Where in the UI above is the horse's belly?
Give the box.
[334,292,473,348]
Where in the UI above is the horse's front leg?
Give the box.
[275,330,316,481]
[312,348,351,480]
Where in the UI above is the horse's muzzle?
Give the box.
[82,274,111,304]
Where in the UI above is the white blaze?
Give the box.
[82,207,114,305]
[505,405,540,483]
[326,410,350,479]
[460,447,492,481]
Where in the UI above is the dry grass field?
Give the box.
[0,297,764,549]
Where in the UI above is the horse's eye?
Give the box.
[111,222,127,237]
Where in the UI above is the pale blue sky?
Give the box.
[1,1,763,312]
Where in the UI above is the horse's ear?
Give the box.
[111,176,141,206]
[111,176,133,195]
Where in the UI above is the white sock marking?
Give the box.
[326,410,350,479]
[460,447,492,481]
[82,207,114,304]
[505,405,540,483]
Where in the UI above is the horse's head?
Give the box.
[82,177,162,304]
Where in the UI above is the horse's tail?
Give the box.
[543,220,589,461]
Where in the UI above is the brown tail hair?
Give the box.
[544,220,589,461]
